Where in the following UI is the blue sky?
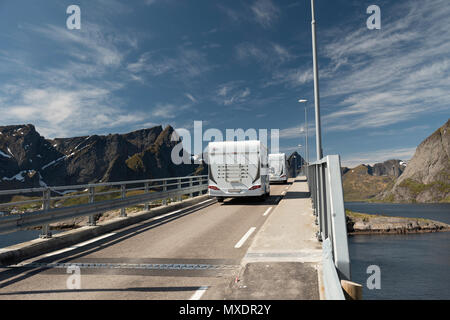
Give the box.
[0,0,449,167]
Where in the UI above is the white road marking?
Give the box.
[152,199,213,221]
[263,207,273,216]
[153,209,182,220]
[234,227,256,249]
[45,233,116,257]
[284,186,289,190]
[281,191,286,195]
[189,286,209,300]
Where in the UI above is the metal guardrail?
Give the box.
[322,238,345,300]
[0,175,208,238]
[306,155,351,298]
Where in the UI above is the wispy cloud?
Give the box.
[218,0,280,29]
[127,48,212,81]
[0,23,150,138]
[250,0,280,28]
[236,42,295,66]
[319,0,450,131]
[215,82,251,106]
[279,123,315,139]
[185,93,197,103]
[0,86,143,138]
[151,103,192,119]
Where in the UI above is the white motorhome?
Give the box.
[268,153,288,183]
[207,140,270,202]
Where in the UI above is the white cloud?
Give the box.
[318,0,450,131]
[0,87,144,138]
[0,22,150,138]
[236,42,294,67]
[151,103,192,119]
[250,0,280,28]
[265,67,313,88]
[185,93,197,103]
[215,82,251,106]
[32,23,126,67]
[279,123,315,139]
[127,48,212,81]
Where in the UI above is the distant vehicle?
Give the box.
[268,153,288,183]
[207,140,270,202]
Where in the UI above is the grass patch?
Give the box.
[399,178,450,199]
[126,154,145,171]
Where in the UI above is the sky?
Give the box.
[0,0,449,167]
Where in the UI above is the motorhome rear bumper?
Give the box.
[269,176,287,182]
[208,188,265,197]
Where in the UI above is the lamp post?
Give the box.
[310,0,323,161]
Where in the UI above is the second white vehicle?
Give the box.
[268,153,288,183]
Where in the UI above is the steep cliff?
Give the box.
[381,119,450,203]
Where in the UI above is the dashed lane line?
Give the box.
[234,227,256,249]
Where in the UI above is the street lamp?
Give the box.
[310,0,323,160]
[298,99,309,165]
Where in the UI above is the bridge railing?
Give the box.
[0,175,208,238]
[306,155,351,285]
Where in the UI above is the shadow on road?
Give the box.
[220,195,281,206]
[0,286,202,297]
[284,191,310,199]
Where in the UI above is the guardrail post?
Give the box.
[177,178,182,202]
[88,187,96,226]
[120,184,127,217]
[162,181,167,206]
[40,188,52,239]
[189,177,193,198]
[315,165,323,241]
[201,176,206,195]
[144,182,150,211]
[320,164,327,240]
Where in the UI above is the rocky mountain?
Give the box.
[342,159,406,202]
[0,124,203,196]
[380,119,450,203]
[372,159,406,177]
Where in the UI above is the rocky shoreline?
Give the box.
[346,210,450,235]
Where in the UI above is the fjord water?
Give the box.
[345,202,450,300]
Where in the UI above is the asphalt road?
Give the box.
[0,183,291,300]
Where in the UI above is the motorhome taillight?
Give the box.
[208,185,220,190]
[249,185,261,190]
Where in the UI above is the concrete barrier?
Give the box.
[0,195,214,266]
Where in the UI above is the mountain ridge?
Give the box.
[0,124,203,195]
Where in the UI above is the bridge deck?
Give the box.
[221,176,323,299]
[0,177,323,300]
